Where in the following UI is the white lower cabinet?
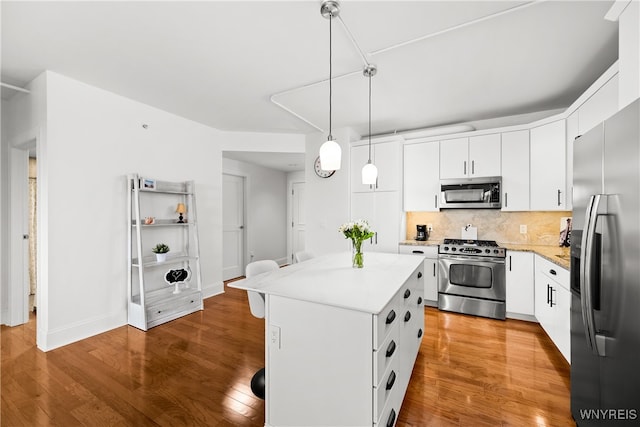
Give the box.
[505,251,535,318]
[266,264,424,426]
[534,255,571,363]
[398,244,438,305]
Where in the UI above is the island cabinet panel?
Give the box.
[261,255,424,427]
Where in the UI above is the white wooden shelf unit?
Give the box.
[127,174,203,331]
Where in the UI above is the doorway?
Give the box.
[222,173,246,280]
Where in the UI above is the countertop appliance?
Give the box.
[438,238,506,320]
[570,99,640,425]
[416,224,428,241]
[440,177,501,209]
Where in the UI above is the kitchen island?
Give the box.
[229,252,425,427]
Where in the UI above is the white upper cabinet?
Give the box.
[440,134,501,179]
[530,119,567,211]
[501,130,530,211]
[403,141,440,211]
[565,111,579,212]
[468,134,501,177]
[351,140,401,193]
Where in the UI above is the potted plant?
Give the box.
[152,243,170,262]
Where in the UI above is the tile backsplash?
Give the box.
[406,210,572,246]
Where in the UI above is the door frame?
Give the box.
[288,180,305,264]
[7,139,36,326]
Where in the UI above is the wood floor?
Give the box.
[1,283,574,426]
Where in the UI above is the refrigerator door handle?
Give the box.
[581,194,606,357]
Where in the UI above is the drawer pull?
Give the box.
[385,310,396,325]
[404,289,411,299]
[404,311,411,322]
[417,271,423,279]
[387,409,396,427]
[386,370,396,391]
[549,269,557,276]
[412,250,424,254]
[418,328,423,338]
[417,296,423,305]
[385,340,396,358]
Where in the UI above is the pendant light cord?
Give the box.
[368,72,372,162]
[328,14,333,141]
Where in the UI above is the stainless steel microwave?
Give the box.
[440,177,502,209]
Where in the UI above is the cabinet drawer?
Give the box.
[146,292,201,323]
[401,268,424,308]
[535,256,569,289]
[375,396,399,427]
[374,323,400,385]
[373,352,400,422]
[374,292,401,349]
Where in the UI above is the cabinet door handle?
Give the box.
[404,289,411,299]
[505,192,508,208]
[472,160,475,174]
[375,232,378,245]
[412,250,424,254]
[404,310,411,322]
[418,328,423,338]
[509,255,512,271]
[386,310,396,324]
[434,194,438,209]
[557,189,562,206]
[385,340,396,358]
[386,370,396,391]
[463,161,467,175]
[386,409,396,427]
[547,284,551,305]
[417,271,423,279]
[549,269,557,276]
[417,296,423,305]
[433,263,436,277]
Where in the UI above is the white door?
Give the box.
[222,174,245,280]
[291,182,306,263]
[8,147,30,326]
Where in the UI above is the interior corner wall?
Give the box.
[39,71,223,350]
[0,100,7,325]
[305,128,357,256]
[222,157,288,266]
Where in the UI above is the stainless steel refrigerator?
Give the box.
[571,98,640,426]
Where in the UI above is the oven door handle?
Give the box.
[439,255,505,264]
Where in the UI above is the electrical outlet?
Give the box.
[520,225,527,234]
[270,325,281,349]
[427,224,433,232]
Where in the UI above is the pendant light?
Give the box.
[361,64,378,185]
[318,0,341,171]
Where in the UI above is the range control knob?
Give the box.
[443,246,449,251]
[485,249,491,254]
[451,247,457,251]
[494,249,499,254]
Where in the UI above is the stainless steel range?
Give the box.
[438,239,506,320]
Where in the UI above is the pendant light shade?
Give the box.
[319,1,341,171]
[362,161,378,185]
[319,139,341,170]
[361,64,378,185]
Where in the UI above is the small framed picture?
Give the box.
[142,178,156,190]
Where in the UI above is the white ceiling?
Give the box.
[1,1,618,171]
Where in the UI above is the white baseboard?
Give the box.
[41,312,125,352]
[203,281,225,299]
[506,312,538,322]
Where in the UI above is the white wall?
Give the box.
[619,0,640,108]
[3,71,226,350]
[305,128,358,256]
[223,157,288,266]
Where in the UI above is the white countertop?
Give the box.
[228,252,423,315]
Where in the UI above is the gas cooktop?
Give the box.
[439,238,506,257]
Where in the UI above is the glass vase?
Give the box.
[352,241,364,268]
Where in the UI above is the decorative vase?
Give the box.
[156,253,167,262]
[352,241,364,268]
